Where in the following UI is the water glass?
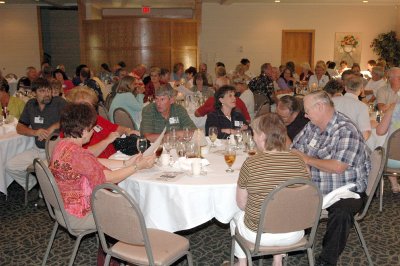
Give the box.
[208,127,218,147]
[136,137,148,153]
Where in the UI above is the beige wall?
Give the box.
[201,3,398,75]
[0,5,41,78]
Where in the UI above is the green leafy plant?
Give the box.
[370,31,400,67]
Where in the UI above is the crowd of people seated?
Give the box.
[2,56,397,266]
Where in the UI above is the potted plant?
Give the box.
[370,31,400,67]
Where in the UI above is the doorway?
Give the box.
[281,30,315,74]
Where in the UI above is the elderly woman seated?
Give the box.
[67,86,139,158]
[230,113,309,266]
[50,102,155,229]
[205,85,249,139]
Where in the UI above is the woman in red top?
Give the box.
[50,103,155,229]
[53,69,74,95]
[66,86,139,158]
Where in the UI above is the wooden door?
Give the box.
[281,30,314,74]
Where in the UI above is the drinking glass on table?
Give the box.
[183,127,192,142]
[163,135,173,154]
[241,130,251,151]
[185,142,197,158]
[155,145,163,159]
[136,137,148,153]
[208,127,218,147]
[224,145,236,173]
[233,128,243,149]
[247,137,257,156]
[176,141,186,157]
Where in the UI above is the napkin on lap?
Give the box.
[322,183,360,209]
[172,157,210,171]
[108,151,132,160]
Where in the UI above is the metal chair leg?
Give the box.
[186,251,194,266]
[42,222,59,266]
[68,234,85,266]
[354,221,374,266]
[307,248,315,266]
[379,178,384,212]
[25,172,30,206]
[104,254,111,266]
[230,238,235,265]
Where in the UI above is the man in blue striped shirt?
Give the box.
[291,90,370,266]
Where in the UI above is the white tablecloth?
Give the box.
[119,147,247,232]
[0,130,34,195]
[366,128,388,151]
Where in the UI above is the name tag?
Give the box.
[234,120,243,127]
[169,117,179,124]
[93,125,103,133]
[34,116,44,124]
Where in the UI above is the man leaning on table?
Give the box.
[140,84,197,142]
[6,78,66,199]
[291,91,370,266]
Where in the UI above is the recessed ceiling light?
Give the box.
[362,0,368,2]
[275,0,280,2]
[0,1,5,3]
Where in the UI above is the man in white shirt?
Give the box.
[332,76,371,140]
[376,67,400,112]
[234,78,255,120]
[364,66,386,104]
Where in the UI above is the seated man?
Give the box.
[140,84,197,142]
[234,79,255,120]
[6,78,67,197]
[276,95,309,142]
[377,67,400,112]
[364,66,386,104]
[195,95,251,123]
[291,91,370,266]
[332,76,371,140]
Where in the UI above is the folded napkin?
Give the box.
[322,183,360,209]
[108,151,132,160]
[172,157,210,171]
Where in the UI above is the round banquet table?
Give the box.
[0,127,35,196]
[118,146,247,232]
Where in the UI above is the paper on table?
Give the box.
[143,127,166,156]
[177,85,194,96]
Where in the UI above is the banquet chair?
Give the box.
[230,178,322,266]
[34,158,97,266]
[24,163,36,206]
[45,131,60,162]
[91,183,194,266]
[380,128,400,211]
[104,93,114,110]
[113,107,137,130]
[320,147,385,266]
[98,103,110,121]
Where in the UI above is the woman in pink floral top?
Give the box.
[50,103,155,229]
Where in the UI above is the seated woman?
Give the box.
[230,64,251,84]
[184,66,197,89]
[214,66,231,90]
[299,62,314,82]
[377,102,400,193]
[190,72,214,99]
[144,67,162,102]
[53,69,74,95]
[67,86,139,158]
[50,102,155,229]
[230,113,309,266]
[0,78,25,119]
[277,68,296,91]
[205,85,249,139]
[108,75,145,129]
[308,61,330,89]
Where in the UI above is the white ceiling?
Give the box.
[5,0,400,8]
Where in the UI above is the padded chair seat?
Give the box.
[110,228,190,265]
[234,231,308,254]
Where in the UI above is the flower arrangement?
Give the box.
[341,35,359,48]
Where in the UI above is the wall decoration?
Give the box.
[334,32,362,66]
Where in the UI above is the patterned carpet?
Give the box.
[1,181,399,266]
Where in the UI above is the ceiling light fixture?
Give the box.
[0,1,5,3]
[362,0,368,2]
[275,0,280,2]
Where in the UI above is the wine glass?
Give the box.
[163,135,172,154]
[224,146,236,173]
[242,130,251,151]
[185,142,197,158]
[208,127,218,147]
[183,127,192,143]
[233,128,243,149]
[136,137,148,153]
[247,137,257,156]
[176,141,186,157]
